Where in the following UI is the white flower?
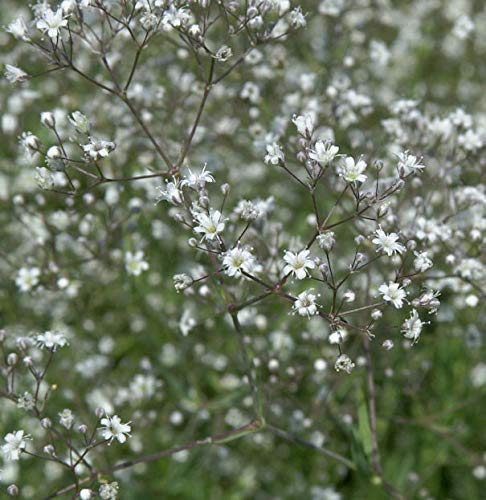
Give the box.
[4,64,29,84]
[2,430,29,461]
[222,246,259,278]
[68,111,90,134]
[289,6,306,28]
[283,249,315,280]
[292,113,314,137]
[35,167,55,190]
[334,354,355,374]
[264,143,285,165]
[292,289,318,317]
[308,140,339,166]
[215,45,232,62]
[83,138,115,160]
[397,151,425,174]
[36,8,68,39]
[99,415,131,444]
[401,309,424,344]
[193,210,225,240]
[379,281,407,309]
[339,156,367,183]
[181,164,215,189]
[6,17,30,40]
[372,226,406,257]
[99,482,119,500]
[58,409,74,429]
[413,251,433,273]
[317,231,336,252]
[329,328,348,344]
[125,251,149,276]
[35,331,68,351]
[156,178,184,205]
[15,267,41,292]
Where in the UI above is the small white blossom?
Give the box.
[397,151,425,174]
[401,309,424,344]
[283,249,315,280]
[372,226,406,257]
[292,113,315,137]
[100,416,131,444]
[379,281,407,309]
[181,164,215,189]
[413,251,433,273]
[193,210,225,240]
[264,143,285,165]
[99,482,119,500]
[292,289,318,317]
[36,8,68,39]
[222,246,259,278]
[2,430,30,461]
[339,156,367,183]
[156,178,184,206]
[334,354,355,374]
[35,331,68,351]
[58,409,74,429]
[83,138,115,160]
[309,140,339,166]
[15,267,41,292]
[4,64,29,84]
[6,17,30,40]
[125,251,149,276]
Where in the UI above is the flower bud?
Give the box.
[43,444,56,456]
[188,238,198,248]
[220,183,230,195]
[40,112,56,129]
[78,424,88,434]
[7,353,18,366]
[47,146,62,159]
[95,407,105,419]
[41,417,52,429]
[7,484,19,496]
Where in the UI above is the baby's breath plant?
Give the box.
[0,0,485,498]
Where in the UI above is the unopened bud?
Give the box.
[40,112,56,129]
[7,353,18,366]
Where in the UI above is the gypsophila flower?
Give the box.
[156,178,184,205]
[401,309,424,344]
[35,331,68,351]
[193,210,225,240]
[15,267,41,292]
[68,111,90,134]
[215,45,232,61]
[6,17,30,40]
[329,328,348,344]
[17,392,35,411]
[4,64,29,84]
[2,431,30,461]
[35,167,55,190]
[334,354,355,374]
[292,289,319,317]
[339,156,367,183]
[412,289,441,313]
[397,151,425,174]
[173,273,192,292]
[372,226,406,256]
[413,251,433,273]
[99,482,119,500]
[222,246,259,278]
[36,8,68,39]
[379,281,407,309]
[309,140,339,166]
[292,113,315,137]
[283,249,315,280]
[317,231,336,252]
[235,200,261,221]
[125,251,149,276]
[82,138,115,160]
[264,143,285,165]
[181,164,215,189]
[289,6,306,28]
[58,409,74,429]
[99,415,131,444]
